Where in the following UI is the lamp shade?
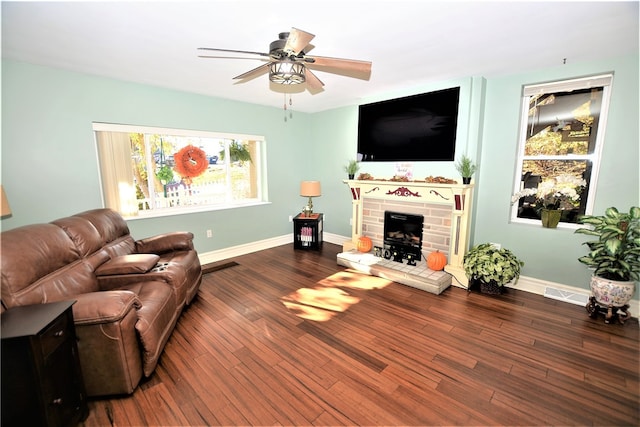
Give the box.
[1,185,12,217]
[300,181,321,197]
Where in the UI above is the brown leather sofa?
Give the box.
[1,208,202,396]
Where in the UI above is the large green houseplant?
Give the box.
[463,243,524,294]
[575,206,640,322]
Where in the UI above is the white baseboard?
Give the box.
[198,234,293,265]
[198,234,639,319]
[322,232,350,245]
[507,275,639,319]
[198,232,350,265]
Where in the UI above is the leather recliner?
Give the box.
[1,208,202,396]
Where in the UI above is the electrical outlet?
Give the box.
[288,215,293,222]
[206,229,212,238]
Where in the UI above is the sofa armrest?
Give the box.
[95,254,160,276]
[71,291,141,326]
[135,231,194,254]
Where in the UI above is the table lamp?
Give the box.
[1,185,12,218]
[300,181,321,216]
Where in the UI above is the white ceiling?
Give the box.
[2,1,638,113]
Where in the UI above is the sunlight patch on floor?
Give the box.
[318,269,392,290]
[281,269,392,321]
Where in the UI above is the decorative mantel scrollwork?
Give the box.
[386,186,421,197]
[364,186,380,194]
[429,189,449,201]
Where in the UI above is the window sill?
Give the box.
[124,201,271,221]
[510,217,581,230]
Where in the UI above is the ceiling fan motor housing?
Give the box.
[269,33,290,58]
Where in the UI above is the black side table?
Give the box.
[293,213,323,250]
[1,300,88,427]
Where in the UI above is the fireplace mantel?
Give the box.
[343,179,474,286]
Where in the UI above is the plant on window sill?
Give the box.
[511,174,587,212]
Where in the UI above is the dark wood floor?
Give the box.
[81,243,639,426]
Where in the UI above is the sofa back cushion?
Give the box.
[73,208,136,257]
[1,223,102,308]
[52,215,104,257]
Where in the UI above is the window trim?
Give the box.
[510,73,614,228]
[93,122,268,219]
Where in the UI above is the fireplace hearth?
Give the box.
[337,251,452,295]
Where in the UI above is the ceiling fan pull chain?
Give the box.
[284,93,287,122]
[289,94,293,120]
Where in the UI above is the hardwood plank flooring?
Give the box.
[81,243,639,426]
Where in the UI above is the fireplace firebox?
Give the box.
[383,211,424,265]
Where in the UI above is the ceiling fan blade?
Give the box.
[307,55,372,80]
[305,68,324,94]
[198,47,270,58]
[284,28,315,55]
[198,55,270,61]
[233,63,271,81]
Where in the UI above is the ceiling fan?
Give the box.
[197,28,372,93]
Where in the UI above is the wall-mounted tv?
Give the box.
[357,86,460,162]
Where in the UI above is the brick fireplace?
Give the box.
[341,179,474,287]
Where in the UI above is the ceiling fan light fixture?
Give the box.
[269,59,305,85]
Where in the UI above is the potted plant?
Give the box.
[463,243,524,294]
[156,165,174,184]
[454,154,477,184]
[220,140,252,164]
[575,206,640,323]
[511,174,587,228]
[344,160,360,179]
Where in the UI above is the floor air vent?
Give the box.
[544,287,589,306]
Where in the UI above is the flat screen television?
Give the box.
[357,86,460,162]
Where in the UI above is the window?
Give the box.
[511,74,613,226]
[94,123,267,218]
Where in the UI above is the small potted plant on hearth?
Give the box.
[575,206,640,323]
[455,154,477,184]
[344,159,360,179]
[463,243,524,294]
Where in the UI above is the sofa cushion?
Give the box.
[95,254,161,276]
[74,208,136,257]
[52,215,104,257]
[74,208,130,243]
[1,224,82,308]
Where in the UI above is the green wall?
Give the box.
[474,54,639,290]
[0,60,314,252]
[2,53,638,293]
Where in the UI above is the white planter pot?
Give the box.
[589,275,636,307]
